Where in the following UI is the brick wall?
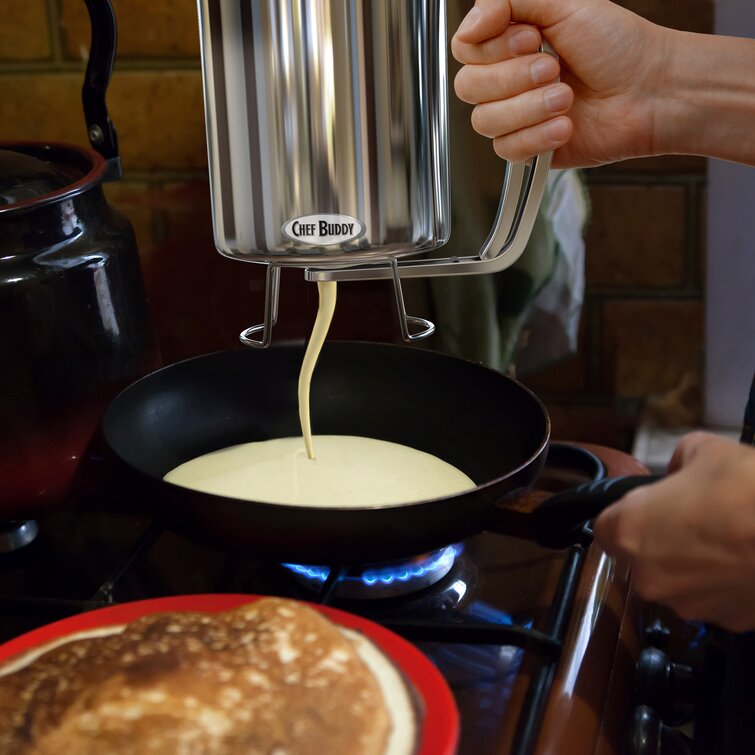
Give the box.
[524,2,712,448]
[525,152,707,447]
[1,0,713,450]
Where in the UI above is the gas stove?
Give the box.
[0,442,719,754]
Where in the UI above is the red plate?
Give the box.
[0,594,459,755]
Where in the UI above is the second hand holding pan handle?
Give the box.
[534,475,663,550]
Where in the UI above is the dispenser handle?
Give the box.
[305,42,558,285]
[476,41,558,265]
[82,0,121,180]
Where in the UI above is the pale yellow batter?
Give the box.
[163,435,475,507]
[298,281,337,459]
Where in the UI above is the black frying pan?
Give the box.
[102,342,654,563]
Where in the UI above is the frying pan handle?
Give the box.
[534,474,663,549]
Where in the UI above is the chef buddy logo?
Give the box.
[282,214,365,246]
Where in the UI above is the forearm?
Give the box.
[654,30,755,165]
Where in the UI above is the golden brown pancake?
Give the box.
[0,598,414,755]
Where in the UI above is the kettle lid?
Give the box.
[0,148,78,206]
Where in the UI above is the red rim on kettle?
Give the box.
[0,593,459,755]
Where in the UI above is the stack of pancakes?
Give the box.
[0,598,418,754]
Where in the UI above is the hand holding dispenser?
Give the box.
[196,0,553,346]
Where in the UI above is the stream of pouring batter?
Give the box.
[163,280,477,507]
[298,281,337,459]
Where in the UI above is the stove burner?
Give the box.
[282,544,462,599]
[0,520,39,553]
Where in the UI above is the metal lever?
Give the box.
[239,261,435,348]
[390,259,435,342]
[239,265,280,348]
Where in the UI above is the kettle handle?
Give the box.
[82,0,121,180]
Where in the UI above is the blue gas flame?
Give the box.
[282,544,461,588]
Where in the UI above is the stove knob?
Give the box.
[636,647,697,725]
[630,705,693,755]
[644,617,671,649]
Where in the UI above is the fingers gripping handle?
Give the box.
[534,475,663,550]
[478,40,558,264]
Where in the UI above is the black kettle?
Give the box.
[0,0,157,547]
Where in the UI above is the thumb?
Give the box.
[668,431,717,473]
[593,487,650,560]
[592,502,627,559]
[455,0,512,44]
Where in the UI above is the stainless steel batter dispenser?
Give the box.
[196,0,553,346]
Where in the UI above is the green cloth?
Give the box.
[428,176,561,371]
